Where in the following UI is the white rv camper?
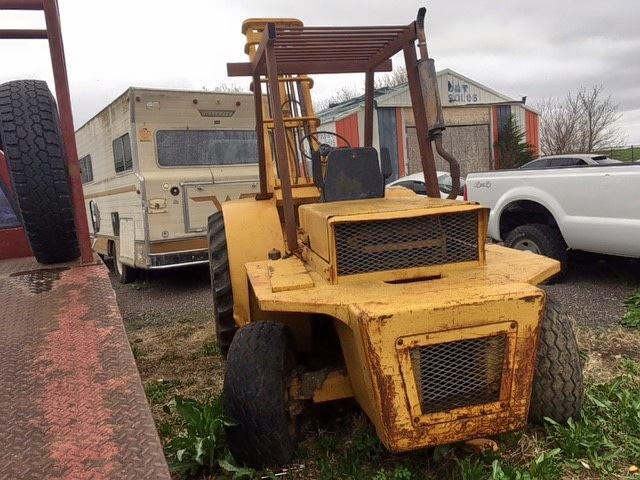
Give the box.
[76,88,259,282]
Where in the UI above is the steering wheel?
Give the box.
[298,130,352,160]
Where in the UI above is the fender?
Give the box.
[221,197,285,325]
[490,185,567,241]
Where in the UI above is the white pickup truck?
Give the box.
[466,163,640,270]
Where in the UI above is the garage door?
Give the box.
[405,124,491,177]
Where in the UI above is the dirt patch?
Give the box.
[577,324,640,383]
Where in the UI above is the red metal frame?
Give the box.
[0,150,32,259]
[0,0,93,263]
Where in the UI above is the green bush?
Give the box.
[164,396,246,477]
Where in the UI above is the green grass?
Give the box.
[600,146,640,162]
[302,359,640,480]
[157,362,640,479]
[200,341,219,357]
[621,290,640,327]
[145,379,180,404]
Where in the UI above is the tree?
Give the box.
[313,86,361,112]
[495,115,536,168]
[314,66,409,112]
[374,65,407,89]
[538,85,625,155]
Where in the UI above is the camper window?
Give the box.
[156,130,258,167]
[113,133,133,173]
[79,155,93,183]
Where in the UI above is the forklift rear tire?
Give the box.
[529,295,583,424]
[207,212,236,356]
[0,80,79,264]
[224,322,298,468]
[111,241,136,284]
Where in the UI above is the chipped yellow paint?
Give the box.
[268,257,314,292]
[298,197,488,284]
[236,243,557,452]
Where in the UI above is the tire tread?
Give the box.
[0,80,78,263]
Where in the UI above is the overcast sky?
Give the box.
[1,0,638,142]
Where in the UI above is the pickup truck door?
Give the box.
[557,166,640,257]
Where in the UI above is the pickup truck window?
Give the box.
[394,180,427,195]
[522,158,550,169]
[592,156,621,165]
[156,130,258,167]
[548,158,587,167]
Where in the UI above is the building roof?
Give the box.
[317,68,527,123]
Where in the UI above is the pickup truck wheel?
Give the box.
[0,80,79,264]
[529,295,583,424]
[207,211,236,357]
[224,322,298,468]
[504,224,568,278]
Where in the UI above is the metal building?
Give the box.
[318,69,540,179]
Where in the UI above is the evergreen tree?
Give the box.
[495,115,536,168]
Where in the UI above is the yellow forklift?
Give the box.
[208,8,583,467]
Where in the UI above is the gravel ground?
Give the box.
[544,253,640,326]
[110,264,212,322]
[110,253,639,328]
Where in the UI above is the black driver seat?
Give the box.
[320,147,385,202]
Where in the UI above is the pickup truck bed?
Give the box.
[466,163,640,262]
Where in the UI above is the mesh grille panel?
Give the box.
[334,212,478,276]
[411,335,506,414]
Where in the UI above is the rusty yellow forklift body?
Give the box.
[212,9,578,466]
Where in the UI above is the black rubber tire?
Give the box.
[224,322,298,468]
[207,212,236,356]
[0,80,78,264]
[111,241,136,284]
[504,223,568,279]
[529,295,584,424]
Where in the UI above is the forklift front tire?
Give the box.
[223,322,298,468]
[529,295,583,424]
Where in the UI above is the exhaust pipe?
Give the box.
[416,8,461,200]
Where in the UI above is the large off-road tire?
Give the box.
[111,241,136,284]
[505,223,568,279]
[224,322,298,468]
[0,80,78,264]
[207,212,236,356]
[529,295,583,424]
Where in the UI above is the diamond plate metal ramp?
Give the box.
[0,256,170,480]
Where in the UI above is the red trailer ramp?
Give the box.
[0,256,171,479]
[0,2,170,477]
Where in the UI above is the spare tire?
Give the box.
[0,80,79,263]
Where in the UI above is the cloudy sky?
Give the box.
[1,0,638,142]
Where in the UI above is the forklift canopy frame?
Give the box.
[228,8,441,254]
